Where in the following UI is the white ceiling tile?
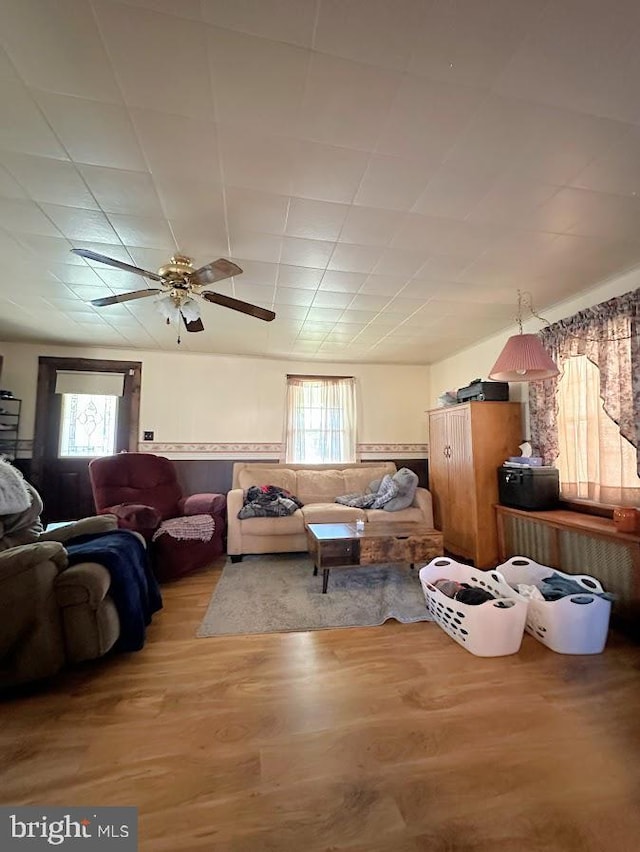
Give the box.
[0,164,29,199]
[304,307,343,323]
[371,247,429,278]
[226,187,289,235]
[131,108,223,183]
[13,234,78,264]
[292,141,370,204]
[166,216,228,258]
[0,198,61,237]
[441,95,537,184]
[349,293,390,311]
[277,264,323,290]
[311,290,354,309]
[359,275,408,296]
[0,78,68,158]
[339,206,403,247]
[318,270,367,292]
[272,304,309,320]
[228,230,282,263]
[78,165,163,217]
[492,0,640,124]
[202,0,317,48]
[232,283,274,307]
[1,0,121,101]
[298,53,401,151]
[285,198,348,242]
[314,0,429,71]
[116,0,203,19]
[207,28,308,136]
[232,259,278,287]
[93,0,214,119]
[0,152,98,209]
[107,213,176,250]
[33,91,147,170]
[327,243,382,274]
[47,263,105,287]
[39,204,120,243]
[340,308,378,323]
[570,126,640,198]
[354,154,435,210]
[219,126,296,195]
[274,288,314,307]
[376,75,481,161]
[280,237,333,269]
[408,0,539,89]
[508,105,630,186]
[465,177,560,227]
[153,176,225,221]
[413,169,496,220]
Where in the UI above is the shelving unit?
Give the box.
[0,397,22,460]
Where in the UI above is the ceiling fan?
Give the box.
[70,248,276,337]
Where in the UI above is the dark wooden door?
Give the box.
[31,357,141,523]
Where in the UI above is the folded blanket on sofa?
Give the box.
[238,484,304,519]
[335,473,399,509]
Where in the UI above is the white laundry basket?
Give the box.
[496,557,612,655]
[419,557,528,657]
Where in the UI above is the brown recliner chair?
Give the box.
[89,453,226,582]
[0,515,121,689]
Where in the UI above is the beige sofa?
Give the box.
[227,462,434,560]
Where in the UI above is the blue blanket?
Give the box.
[65,530,162,652]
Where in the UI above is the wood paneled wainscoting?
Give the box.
[2,560,640,850]
[24,456,428,524]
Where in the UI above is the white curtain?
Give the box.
[557,354,640,505]
[284,377,357,463]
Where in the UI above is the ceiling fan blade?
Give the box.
[201,290,276,322]
[91,289,160,307]
[71,248,163,282]
[182,315,204,332]
[190,258,242,286]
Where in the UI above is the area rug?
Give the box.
[196,553,433,637]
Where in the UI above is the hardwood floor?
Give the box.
[2,559,640,851]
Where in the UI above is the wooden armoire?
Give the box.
[427,401,522,568]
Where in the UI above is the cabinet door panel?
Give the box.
[446,407,476,557]
[427,410,449,532]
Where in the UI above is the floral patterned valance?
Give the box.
[529,287,640,475]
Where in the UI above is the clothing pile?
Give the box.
[238,484,304,519]
[432,578,510,607]
[511,572,615,603]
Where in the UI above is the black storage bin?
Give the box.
[497,466,560,511]
[457,381,509,402]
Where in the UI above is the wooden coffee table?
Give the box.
[306,521,444,593]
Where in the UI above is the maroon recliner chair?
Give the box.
[89,453,226,582]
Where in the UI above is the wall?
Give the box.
[0,342,431,460]
[428,265,640,438]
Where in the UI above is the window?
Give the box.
[58,393,119,458]
[529,288,639,507]
[556,355,640,505]
[284,376,357,463]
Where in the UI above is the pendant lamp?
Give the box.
[489,290,559,382]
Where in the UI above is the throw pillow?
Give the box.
[383,467,419,512]
[371,474,400,509]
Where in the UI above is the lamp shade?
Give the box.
[489,333,559,382]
